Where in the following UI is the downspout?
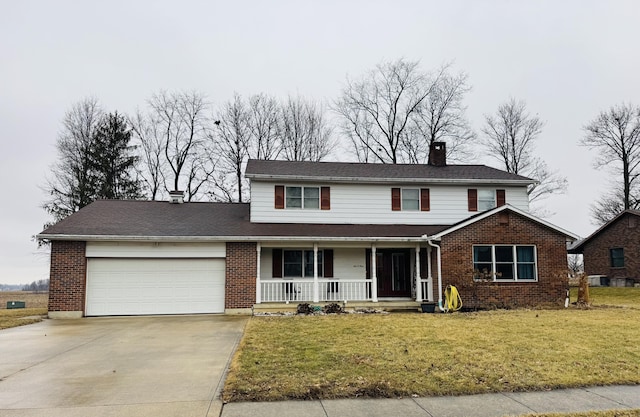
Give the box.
[424,236,445,312]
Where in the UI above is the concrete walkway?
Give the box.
[221,385,640,417]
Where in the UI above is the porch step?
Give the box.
[253,301,421,314]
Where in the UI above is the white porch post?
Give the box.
[371,244,378,302]
[415,244,422,302]
[427,246,434,302]
[313,243,319,303]
[256,243,261,304]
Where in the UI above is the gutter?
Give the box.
[246,174,536,186]
[36,234,431,243]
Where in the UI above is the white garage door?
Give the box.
[86,258,225,316]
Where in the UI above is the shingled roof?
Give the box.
[39,200,449,241]
[245,159,536,184]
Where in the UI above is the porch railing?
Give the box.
[420,278,433,302]
[259,279,372,303]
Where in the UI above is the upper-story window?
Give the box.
[468,189,506,212]
[275,185,330,210]
[392,188,430,211]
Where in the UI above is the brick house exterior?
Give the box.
[570,210,640,286]
[225,242,257,310]
[48,240,87,317]
[38,153,578,317]
[441,210,569,309]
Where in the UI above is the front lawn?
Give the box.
[223,304,640,402]
[0,308,48,330]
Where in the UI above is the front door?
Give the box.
[366,249,412,297]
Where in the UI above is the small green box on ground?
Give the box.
[7,301,26,309]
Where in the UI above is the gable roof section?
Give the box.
[428,204,580,241]
[245,159,536,185]
[568,210,640,253]
[38,200,450,242]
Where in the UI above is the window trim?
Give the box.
[275,185,329,210]
[468,189,506,212]
[472,244,538,282]
[282,248,324,278]
[610,247,624,268]
[392,187,430,211]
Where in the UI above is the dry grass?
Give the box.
[571,287,640,308]
[223,305,640,402]
[0,292,48,330]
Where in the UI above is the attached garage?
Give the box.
[85,242,226,316]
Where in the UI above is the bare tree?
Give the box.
[147,90,213,201]
[42,97,103,221]
[280,95,333,162]
[211,93,251,202]
[482,98,567,205]
[129,110,165,200]
[567,254,584,277]
[404,71,476,163]
[247,93,281,160]
[334,58,451,164]
[581,103,640,224]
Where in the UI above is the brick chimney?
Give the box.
[428,142,446,167]
[169,190,184,204]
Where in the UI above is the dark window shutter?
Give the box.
[275,186,285,209]
[391,188,401,211]
[496,189,506,207]
[272,248,282,278]
[321,187,331,210]
[323,249,334,277]
[468,189,478,212]
[420,248,428,278]
[420,188,430,211]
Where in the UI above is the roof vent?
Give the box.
[169,190,184,204]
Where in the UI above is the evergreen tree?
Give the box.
[89,112,141,200]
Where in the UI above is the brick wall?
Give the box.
[440,211,569,309]
[582,213,640,283]
[225,242,257,309]
[48,240,86,312]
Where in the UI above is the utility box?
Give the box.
[7,301,26,309]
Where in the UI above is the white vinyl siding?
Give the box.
[251,181,529,225]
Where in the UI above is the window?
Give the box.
[478,190,496,211]
[275,185,330,210]
[392,188,430,211]
[610,248,624,268]
[402,189,420,211]
[468,189,505,211]
[473,245,537,281]
[284,250,323,277]
[286,186,319,209]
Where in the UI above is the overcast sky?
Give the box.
[1,0,639,285]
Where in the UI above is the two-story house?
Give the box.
[38,143,578,318]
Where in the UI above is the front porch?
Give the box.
[253,242,439,306]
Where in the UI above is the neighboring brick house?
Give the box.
[569,210,640,287]
[38,143,578,317]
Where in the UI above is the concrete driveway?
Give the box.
[0,315,247,417]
